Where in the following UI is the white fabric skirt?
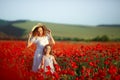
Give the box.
[32,49,43,72]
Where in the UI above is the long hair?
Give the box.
[43,44,53,55]
[32,24,48,37]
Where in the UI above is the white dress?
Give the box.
[43,55,55,73]
[31,35,50,72]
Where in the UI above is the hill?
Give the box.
[0,19,120,40]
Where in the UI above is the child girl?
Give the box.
[41,44,60,74]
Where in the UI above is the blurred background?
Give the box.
[0,0,120,41]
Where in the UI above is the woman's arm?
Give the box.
[48,29,55,45]
[27,32,33,48]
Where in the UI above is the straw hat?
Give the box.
[31,23,44,31]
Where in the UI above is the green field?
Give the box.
[12,21,120,39]
[0,19,120,40]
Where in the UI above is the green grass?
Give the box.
[12,21,120,39]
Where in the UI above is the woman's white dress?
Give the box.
[31,35,50,72]
[43,55,55,73]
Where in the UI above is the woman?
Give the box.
[27,23,55,72]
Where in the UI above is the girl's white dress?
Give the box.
[43,55,55,73]
[31,35,50,72]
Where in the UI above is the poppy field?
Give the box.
[0,41,120,80]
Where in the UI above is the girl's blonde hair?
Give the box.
[43,44,53,55]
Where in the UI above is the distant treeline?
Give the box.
[53,35,120,42]
[0,35,120,42]
[97,24,120,27]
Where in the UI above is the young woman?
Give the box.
[27,23,55,72]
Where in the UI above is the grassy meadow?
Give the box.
[12,21,120,39]
[0,19,120,40]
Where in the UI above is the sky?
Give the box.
[0,0,120,25]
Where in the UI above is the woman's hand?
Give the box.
[47,28,52,35]
[47,28,55,45]
[27,32,33,48]
[28,32,32,38]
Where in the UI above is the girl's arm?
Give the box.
[52,56,61,71]
[41,56,45,69]
[53,56,57,64]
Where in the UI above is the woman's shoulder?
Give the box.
[46,34,50,37]
[32,36,38,39]
[30,36,38,42]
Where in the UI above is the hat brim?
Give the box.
[31,23,43,31]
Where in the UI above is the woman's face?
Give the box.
[38,27,43,36]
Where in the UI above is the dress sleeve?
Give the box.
[46,34,50,40]
[30,37,37,43]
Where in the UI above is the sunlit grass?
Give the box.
[12,21,120,39]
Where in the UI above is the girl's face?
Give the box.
[45,46,51,54]
[38,27,43,36]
